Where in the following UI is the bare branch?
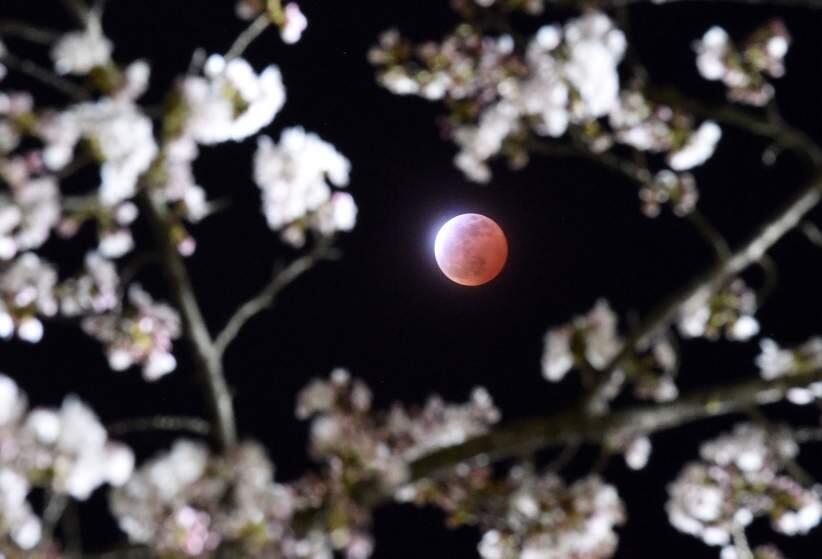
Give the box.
[225,14,272,62]
[138,190,237,449]
[214,242,339,358]
[0,20,60,44]
[1,53,90,101]
[586,172,822,412]
[107,415,211,437]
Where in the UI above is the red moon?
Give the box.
[434,213,508,286]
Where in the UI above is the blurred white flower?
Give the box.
[0,253,58,343]
[183,55,285,144]
[82,285,181,380]
[51,28,112,75]
[667,424,819,548]
[541,299,620,382]
[59,251,120,316]
[668,121,722,170]
[254,127,354,245]
[756,337,822,380]
[281,3,308,44]
[0,176,60,260]
[564,13,625,119]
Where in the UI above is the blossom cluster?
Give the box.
[1,4,357,376]
[108,371,501,558]
[110,440,310,558]
[0,253,57,342]
[371,11,723,186]
[667,423,822,554]
[756,337,822,405]
[298,369,499,473]
[254,127,356,247]
[451,0,546,16]
[541,299,679,404]
[695,20,791,106]
[402,465,625,559]
[0,374,134,552]
[82,285,181,381]
[678,279,760,341]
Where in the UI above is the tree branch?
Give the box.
[409,367,822,482]
[586,171,822,411]
[0,20,60,44]
[226,14,272,61]
[138,190,237,449]
[598,0,822,7]
[214,242,338,359]
[107,415,211,437]
[1,53,90,101]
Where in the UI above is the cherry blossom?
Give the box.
[58,251,119,317]
[181,55,285,145]
[695,21,791,106]
[0,374,134,552]
[541,299,621,382]
[82,285,181,380]
[51,28,112,76]
[0,253,58,342]
[640,170,699,218]
[254,127,355,246]
[678,279,760,341]
[408,466,625,559]
[0,176,60,260]
[667,424,821,548]
[281,3,308,45]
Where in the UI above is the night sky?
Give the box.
[3,0,822,557]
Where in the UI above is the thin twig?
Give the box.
[801,220,822,249]
[225,14,272,61]
[214,242,339,358]
[107,415,212,437]
[0,20,60,44]
[686,209,732,263]
[2,53,90,101]
[61,0,91,26]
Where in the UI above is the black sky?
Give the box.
[4,0,822,556]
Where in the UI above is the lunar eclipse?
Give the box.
[434,213,508,286]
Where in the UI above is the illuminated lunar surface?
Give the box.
[434,213,508,286]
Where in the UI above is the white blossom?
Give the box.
[59,251,120,316]
[0,176,60,260]
[667,424,820,548]
[51,28,112,75]
[0,253,58,342]
[183,55,286,145]
[281,3,308,44]
[564,13,626,119]
[254,127,354,244]
[756,337,822,381]
[541,299,620,382]
[668,121,722,170]
[82,285,181,380]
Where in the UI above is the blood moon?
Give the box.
[434,213,508,286]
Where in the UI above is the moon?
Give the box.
[434,213,508,286]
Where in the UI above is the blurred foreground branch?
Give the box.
[139,190,237,449]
